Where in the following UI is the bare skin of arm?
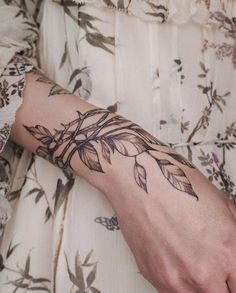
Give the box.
[11,67,236,293]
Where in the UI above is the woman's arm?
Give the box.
[11,67,236,292]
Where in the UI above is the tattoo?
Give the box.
[33,69,72,97]
[95,215,120,231]
[24,108,198,199]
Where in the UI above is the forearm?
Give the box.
[11,68,229,212]
[11,64,236,293]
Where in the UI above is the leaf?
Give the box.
[146,3,168,12]
[200,61,208,73]
[8,280,28,289]
[107,103,118,113]
[146,12,166,22]
[181,121,190,133]
[83,249,94,266]
[214,100,223,113]
[174,59,181,65]
[168,153,195,168]
[100,141,111,164]
[60,0,78,7]
[75,251,85,290]
[0,254,4,271]
[96,112,110,125]
[156,159,198,199]
[35,189,44,204]
[102,0,116,8]
[83,109,109,120]
[69,69,83,84]
[25,188,41,198]
[25,254,31,277]
[24,125,54,145]
[197,84,204,89]
[117,0,125,9]
[54,177,75,215]
[78,143,103,172]
[48,85,69,96]
[133,126,166,146]
[106,132,150,156]
[36,146,52,162]
[86,264,97,287]
[6,241,20,259]
[134,161,147,192]
[3,79,8,88]
[90,287,102,293]
[203,87,210,94]
[31,277,51,283]
[72,79,82,93]
[78,11,101,26]
[27,286,50,291]
[65,252,84,289]
[198,74,206,78]
[86,33,114,54]
[36,76,53,84]
[223,91,231,97]
[60,41,68,69]
[44,206,52,223]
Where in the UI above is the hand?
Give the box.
[10,66,236,293]
[107,163,236,293]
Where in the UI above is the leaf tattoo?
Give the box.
[167,152,195,168]
[134,160,147,192]
[25,108,198,199]
[100,140,111,164]
[105,132,150,156]
[34,72,72,97]
[48,84,70,97]
[156,159,198,199]
[78,142,103,172]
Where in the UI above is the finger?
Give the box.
[158,286,197,293]
[227,277,236,293]
[158,290,197,293]
[197,282,230,293]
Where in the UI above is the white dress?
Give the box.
[0,1,236,292]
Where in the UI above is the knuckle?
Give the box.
[166,274,181,289]
[190,265,210,287]
[162,270,181,290]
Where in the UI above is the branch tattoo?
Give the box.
[32,68,72,97]
[25,105,198,199]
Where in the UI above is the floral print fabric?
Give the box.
[0,55,34,152]
[0,55,34,235]
[0,0,236,292]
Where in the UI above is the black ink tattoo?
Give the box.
[24,108,198,199]
[95,215,120,231]
[33,70,72,97]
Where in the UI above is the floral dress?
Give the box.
[0,1,236,292]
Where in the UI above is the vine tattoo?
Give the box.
[33,69,72,97]
[24,108,198,199]
[36,76,71,97]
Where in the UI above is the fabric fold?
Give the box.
[0,55,35,234]
[55,0,236,28]
[0,5,39,77]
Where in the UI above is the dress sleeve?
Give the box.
[0,3,39,150]
[0,2,40,232]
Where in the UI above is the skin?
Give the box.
[9,66,236,292]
